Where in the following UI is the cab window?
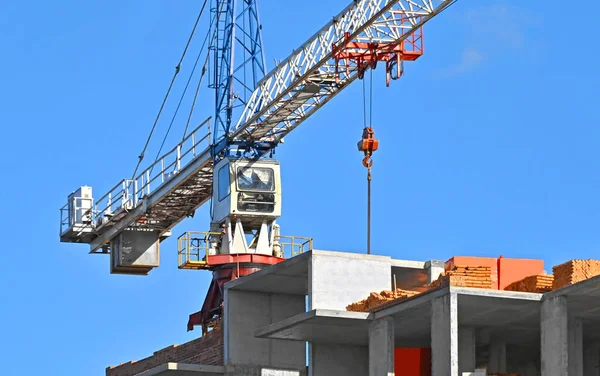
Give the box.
[236,167,274,192]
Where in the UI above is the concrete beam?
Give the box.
[541,296,568,376]
[543,275,600,300]
[369,317,394,376]
[568,317,583,376]
[431,293,458,376]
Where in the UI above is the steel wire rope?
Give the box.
[129,0,209,185]
[182,25,217,142]
[150,12,216,174]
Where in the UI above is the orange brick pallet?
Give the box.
[553,259,600,290]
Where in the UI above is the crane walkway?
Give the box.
[60,118,213,253]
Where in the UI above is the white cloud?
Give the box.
[465,4,532,50]
[434,2,541,79]
[435,47,484,78]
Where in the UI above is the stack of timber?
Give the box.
[346,289,420,312]
[504,274,554,293]
[553,259,600,290]
[429,266,493,290]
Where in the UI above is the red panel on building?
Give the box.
[498,256,544,290]
[394,348,431,376]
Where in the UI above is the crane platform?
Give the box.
[60,118,213,254]
[59,0,454,258]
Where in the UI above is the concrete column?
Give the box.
[488,341,507,373]
[583,341,600,376]
[568,317,584,376]
[459,327,476,373]
[369,317,395,376]
[541,296,568,376]
[426,260,445,284]
[431,293,458,376]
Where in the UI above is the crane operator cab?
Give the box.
[209,157,282,257]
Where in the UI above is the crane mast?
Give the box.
[58,0,454,332]
[210,0,267,155]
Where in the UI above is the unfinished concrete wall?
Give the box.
[307,252,389,376]
[309,344,368,376]
[308,251,391,310]
[224,289,305,371]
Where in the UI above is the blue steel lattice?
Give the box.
[209,0,267,158]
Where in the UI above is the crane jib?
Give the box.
[228,0,454,147]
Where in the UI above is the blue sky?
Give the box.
[2,0,600,374]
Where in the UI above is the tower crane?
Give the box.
[59,0,455,334]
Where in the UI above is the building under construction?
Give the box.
[56,0,600,375]
[104,250,600,376]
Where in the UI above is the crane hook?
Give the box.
[357,127,379,168]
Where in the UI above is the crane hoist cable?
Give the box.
[130,0,209,182]
[152,14,216,168]
[358,68,378,255]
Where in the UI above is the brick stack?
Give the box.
[429,266,493,290]
[504,274,554,293]
[106,326,223,376]
[552,259,600,290]
[446,256,499,289]
[346,288,420,312]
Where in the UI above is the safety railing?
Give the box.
[278,236,313,257]
[177,231,313,269]
[92,118,212,229]
[178,231,221,269]
[60,196,94,235]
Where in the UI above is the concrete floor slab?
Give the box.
[137,363,225,376]
[255,309,371,346]
[226,251,311,295]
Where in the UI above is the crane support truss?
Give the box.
[228,0,453,147]
[60,0,453,253]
